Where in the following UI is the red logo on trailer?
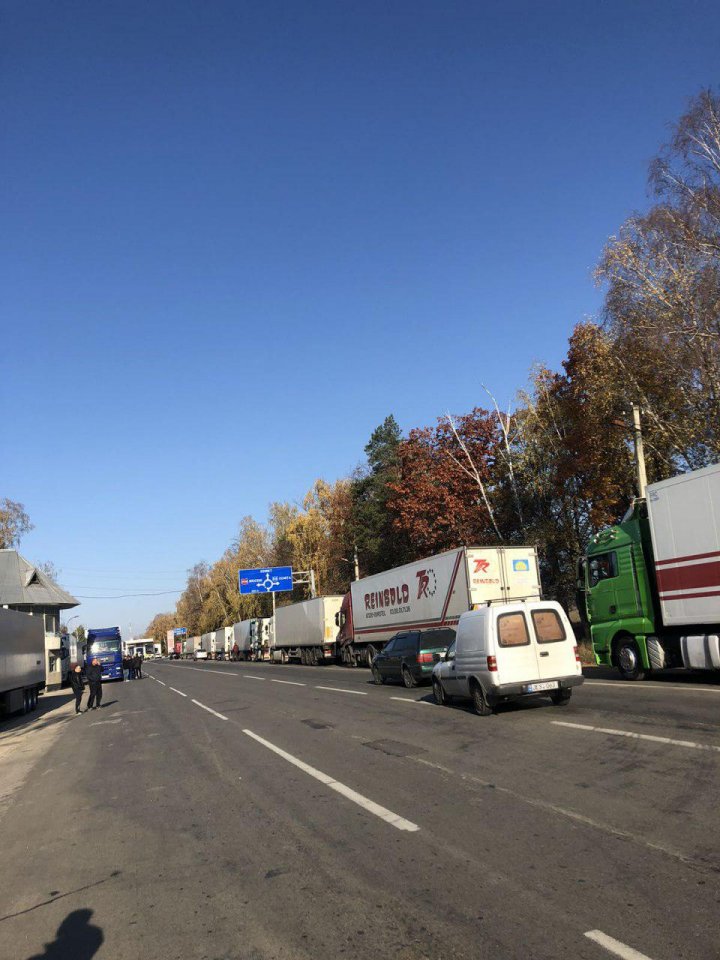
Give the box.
[473,558,490,574]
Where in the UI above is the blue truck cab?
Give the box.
[86,626,124,681]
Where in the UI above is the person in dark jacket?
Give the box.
[133,654,142,679]
[69,664,86,714]
[86,658,103,709]
[123,654,133,680]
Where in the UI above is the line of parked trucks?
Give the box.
[173,462,720,685]
[3,462,719,721]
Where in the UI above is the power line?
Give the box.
[73,590,184,599]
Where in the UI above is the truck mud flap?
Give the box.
[646,636,666,670]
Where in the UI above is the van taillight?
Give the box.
[486,655,498,672]
[574,645,581,663]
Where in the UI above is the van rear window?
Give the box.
[497,612,530,647]
[532,610,566,643]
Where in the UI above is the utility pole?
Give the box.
[353,543,360,581]
[632,403,648,498]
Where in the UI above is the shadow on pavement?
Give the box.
[25,909,103,960]
[0,691,75,735]
[583,664,720,686]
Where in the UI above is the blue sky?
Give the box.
[3,0,719,635]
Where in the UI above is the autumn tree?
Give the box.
[145,611,178,649]
[597,88,720,470]
[0,499,33,549]
[388,408,502,556]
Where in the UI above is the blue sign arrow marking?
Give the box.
[239,566,293,595]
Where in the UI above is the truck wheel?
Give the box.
[366,645,376,669]
[550,689,572,706]
[432,678,446,705]
[372,666,384,685]
[470,681,493,716]
[617,639,646,681]
[402,666,416,688]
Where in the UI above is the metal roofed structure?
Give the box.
[0,549,78,609]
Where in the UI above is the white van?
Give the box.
[432,601,583,715]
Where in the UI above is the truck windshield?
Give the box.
[89,640,121,654]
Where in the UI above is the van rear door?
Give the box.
[493,610,540,686]
[529,606,576,680]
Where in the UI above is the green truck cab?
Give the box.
[578,504,659,680]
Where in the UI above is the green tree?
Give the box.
[350,415,410,575]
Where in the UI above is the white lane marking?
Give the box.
[315,686,367,696]
[243,675,266,681]
[243,729,418,832]
[169,687,187,697]
[191,699,228,721]
[271,679,306,686]
[390,696,430,704]
[553,720,720,753]
[585,679,720,694]
[156,679,166,686]
[584,929,655,960]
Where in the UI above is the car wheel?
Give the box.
[366,645,376,668]
[402,666,416,688]
[550,689,572,706]
[616,639,646,681]
[432,678,446,705]
[471,682,493,716]
[372,666,384,685]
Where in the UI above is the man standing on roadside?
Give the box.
[86,658,103,709]
[69,664,86,714]
[133,653,142,679]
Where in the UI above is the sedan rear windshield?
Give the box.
[531,609,566,643]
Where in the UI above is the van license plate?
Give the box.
[526,681,558,693]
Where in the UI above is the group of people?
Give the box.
[68,659,103,714]
[67,653,145,716]
[123,654,144,680]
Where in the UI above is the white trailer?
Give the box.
[186,635,200,658]
[250,617,274,660]
[232,620,252,660]
[273,597,343,664]
[337,546,541,666]
[0,608,45,717]
[214,627,233,659]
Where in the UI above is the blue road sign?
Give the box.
[174,627,187,636]
[239,566,293,595]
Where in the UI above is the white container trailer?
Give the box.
[214,627,233,658]
[0,608,45,716]
[273,597,344,664]
[337,546,541,666]
[648,464,720,630]
[200,632,213,654]
[186,635,200,657]
[232,620,252,660]
[251,617,274,660]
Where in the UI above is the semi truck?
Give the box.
[336,546,542,667]
[214,627,233,659]
[232,620,252,660]
[582,462,720,680]
[185,635,200,658]
[0,608,45,717]
[250,617,274,660]
[273,597,343,664]
[86,626,123,681]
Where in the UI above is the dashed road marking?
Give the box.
[191,699,228,721]
[390,696,430,704]
[243,728,419,832]
[271,679,306,686]
[243,675,266,681]
[553,720,720,753]
[315,686,367,696]
[584,929,655,960]
[169,687,187,697]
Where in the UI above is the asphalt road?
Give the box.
[1,661,719,960]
